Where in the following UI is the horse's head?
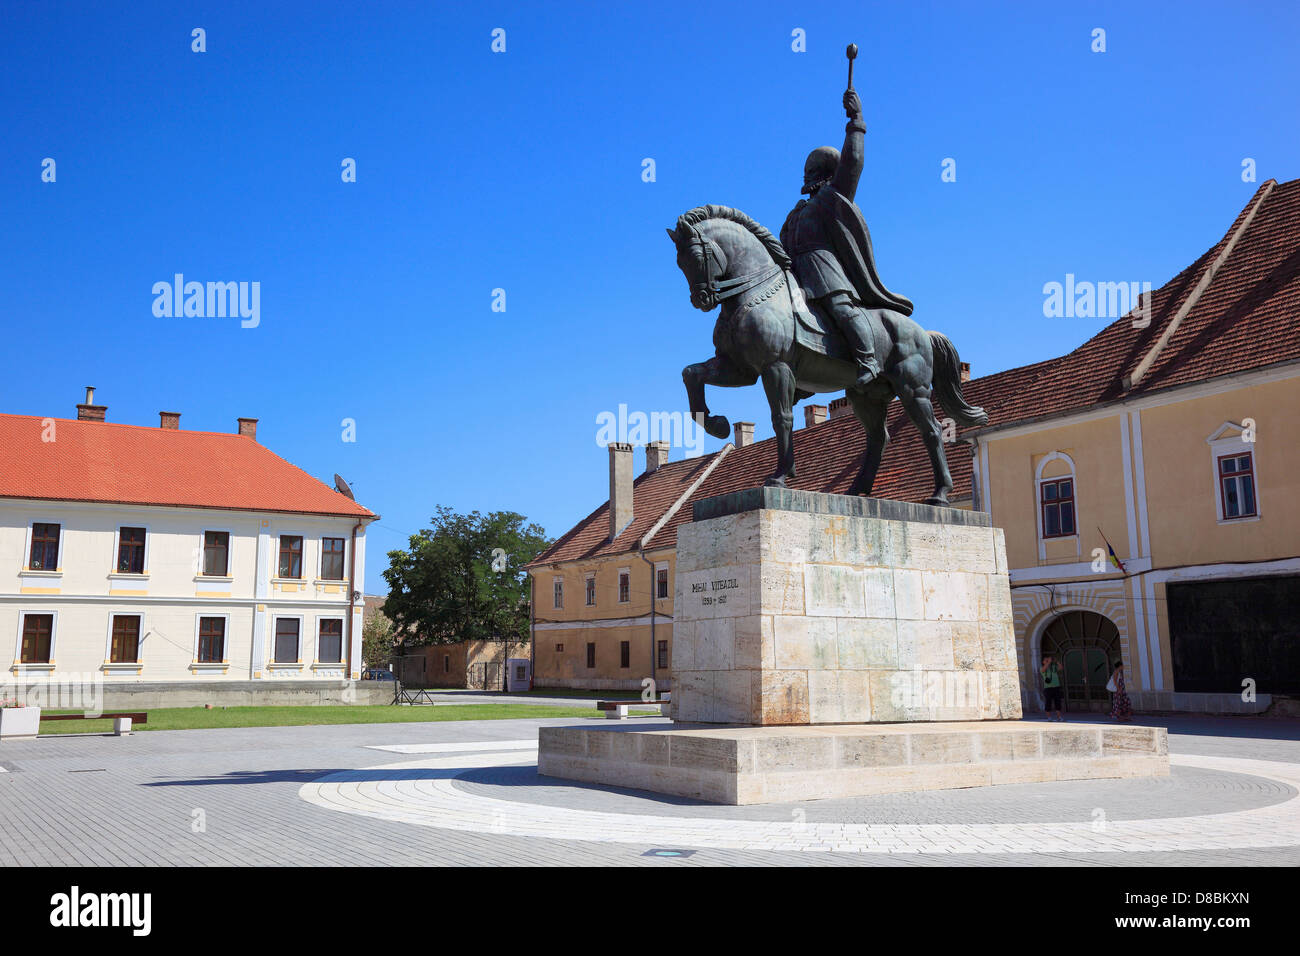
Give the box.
[667,220,727,312]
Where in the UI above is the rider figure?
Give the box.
[780,89,914,389]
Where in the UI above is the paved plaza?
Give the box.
[2,714,1298,866]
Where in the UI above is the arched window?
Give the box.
[1034,452,1078,551]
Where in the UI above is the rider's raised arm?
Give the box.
[832,89,866,201]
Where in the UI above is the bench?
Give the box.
[42,711,148,735]
[596,699,670,719]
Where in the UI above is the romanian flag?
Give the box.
[1097,528,1127,573]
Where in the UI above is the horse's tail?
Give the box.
[928,331,988,427]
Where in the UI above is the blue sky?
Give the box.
[3,1,1297,593]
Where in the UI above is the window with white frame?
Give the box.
[618,569,630,603]
[1207,423,1260,522]
[197,616,226,662]
[28,522,60,571]
[655,562,669,600]
[585,573,596,606]
[278,535,304,579]
[116,527,146,574]
[202,531,230,576]
[273,618,301,664]
[1040,478,1076,538]
[317,618,344,663]
[1218,452,1257,519]
[553,577,563,609]
[321,537,346,580]
[1034,452,1078,545]
[20,612,55,663]
[110,614,142,663]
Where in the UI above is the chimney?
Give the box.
[645,440,670,474]
[828,397,853,420]
[76,386,107,422]
[160,411,181,430]
[804,404,828,428]
[608,442,634,541]
[237,417,258,441]
[959,362,971,383]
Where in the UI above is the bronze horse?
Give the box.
[669,204,986,505]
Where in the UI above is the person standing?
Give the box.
[1041,654,1065,721]
[1109,661,1133,722]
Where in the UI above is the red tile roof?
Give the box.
[532,179,1300,567]
[529,453,721,565]
[0,414,374,518]
[971,178,1300,431]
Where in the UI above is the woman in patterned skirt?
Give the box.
[1109,661,1133,722]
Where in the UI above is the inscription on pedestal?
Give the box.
[679,566,750,618]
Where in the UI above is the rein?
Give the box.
[689,227,783,302]
[711,262,784,301]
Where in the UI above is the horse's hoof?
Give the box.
[764,475,788,488]
[704,415,730,440]
[925,493,950,507]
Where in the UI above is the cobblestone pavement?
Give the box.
[2,715,1297,866]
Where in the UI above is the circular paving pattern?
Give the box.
[451,764,1294,824]
[299,742,1300,854]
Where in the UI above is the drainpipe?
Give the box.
[638,548,657,697]
[346,519,362,685]
[529,573,536,691]
[250,520,263,680]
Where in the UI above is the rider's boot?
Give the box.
[842,318,881,389]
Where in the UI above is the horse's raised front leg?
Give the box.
[683,355,756,440]
[760,362,796,486]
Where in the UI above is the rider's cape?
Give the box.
[783,188,914,317]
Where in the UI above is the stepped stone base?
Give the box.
[537,720,1170,805]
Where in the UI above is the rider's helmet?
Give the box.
[801,146,840,194]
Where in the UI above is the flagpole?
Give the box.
[1096,526,1128,575]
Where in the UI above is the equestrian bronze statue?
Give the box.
[668,45,986,505]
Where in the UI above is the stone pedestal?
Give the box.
[536,488,1170,804]
[671,488,1021,725]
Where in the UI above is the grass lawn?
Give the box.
[35,703,654,734]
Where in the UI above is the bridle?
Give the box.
[684,222,783,309]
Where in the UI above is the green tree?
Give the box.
[361,612,396,670]
[382,507,551,646]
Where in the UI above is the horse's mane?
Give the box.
[676,204,792,270]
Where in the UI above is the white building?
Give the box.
[1,392,377,703]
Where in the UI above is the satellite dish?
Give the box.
[334,474,355,500]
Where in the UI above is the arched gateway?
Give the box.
[1038,610,1122,713]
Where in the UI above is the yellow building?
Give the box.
[526,441,733,691]
[530,179,1300,714]
[967,178,1300,715]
